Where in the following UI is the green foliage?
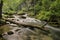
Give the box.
[34,0,60,21]
[36,11,52,20]
[2,0,60,21]
[3,0,25,13]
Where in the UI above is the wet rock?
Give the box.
[2,27,40,40]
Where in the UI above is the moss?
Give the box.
[0,25,10,34]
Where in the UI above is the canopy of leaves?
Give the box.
[2,0,60,21]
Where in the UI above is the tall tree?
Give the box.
[0,0,3,19]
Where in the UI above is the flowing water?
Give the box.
[44,24,60,40]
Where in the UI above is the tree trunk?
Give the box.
[0,0,3,19]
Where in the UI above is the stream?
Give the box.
[1,14,60,40]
